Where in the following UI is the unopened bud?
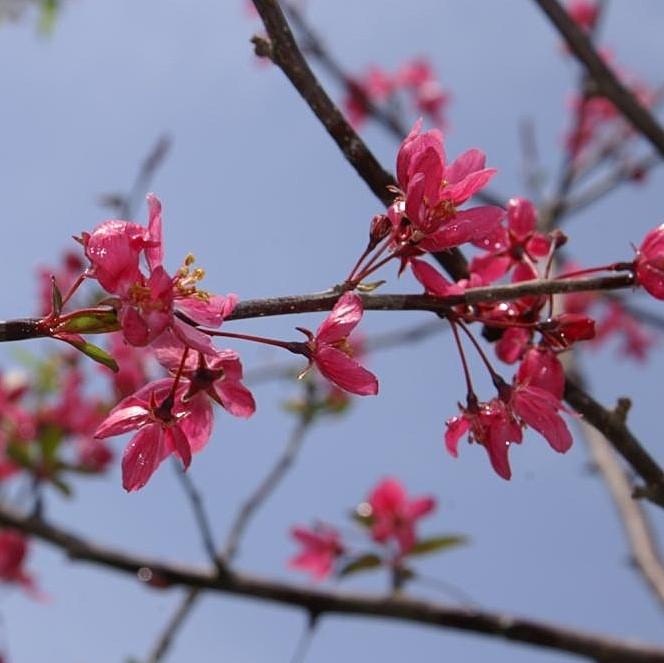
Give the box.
[368,214,391,249]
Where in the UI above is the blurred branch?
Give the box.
[250,0,469,280]
[564,380,664,508]
[1,504,663,662]
[98,134,171,219]
[532,0,664,161]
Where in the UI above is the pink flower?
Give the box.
[397,58,450,127]
[93,378,212,491]
[289,525,344,580]
[635,225,664,300]
[567,0,599,31]
[366,478,435,556]
[103,332,153,399]
[153,332,256,418]
[445,398,522,480]
[301,293,378,396]
[392,120,504,252]
[594,300,655,361]
[0,530,39,596]
[343,66,395,129]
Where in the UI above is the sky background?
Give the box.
[1,1,664,662]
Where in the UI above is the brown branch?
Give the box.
[0,504,662,662]
[564,380,664,508]
[250,0,468,280]
[532,0,664,161]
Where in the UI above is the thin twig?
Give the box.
[532,0,664,161]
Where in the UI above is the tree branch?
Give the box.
[0,504,662,662]
[250,0,468,280]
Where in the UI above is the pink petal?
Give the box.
[214,380,256,418]
[179,393,213,454]
[93,405,149,439]
[514,387,573,453]
[177,293,238,327]
[121,425,165,492]
[168,426,192,470]
[411,258,463,296]
[421,205,504,251]
[315,293,364,344]
[444,416,468,456]
[444,148,486,184]
[145,193,163,271]
[444,168,497,205]
[172,319,218,355]
[370,478,406,513]
[407,496,436,519]
[506,197,537,238]
[314,345,378,396]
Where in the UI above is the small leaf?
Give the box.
[356,280,386,293]
[38,0,59,35]
[338,553,382,578]
[407,534,468,557]
[62,336,119,372]
[6,442,34,469]
[50,277,63,315]
[49,475,73,497]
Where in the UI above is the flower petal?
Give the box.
[314,345,378,396]
[121,425,165,492]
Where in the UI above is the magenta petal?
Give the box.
[506,197,537,238]
[444,168,497,204]
[411,258,463,296]
[120,305,150,346]
[172,319,217,355]
[214,380,256,418]
[444,416,468,456]
[422,206,504,251]
[514,387,573,453]
[145,193,163,271]
[314,346,378,396]
[407,496,436,519]
[94,405,148,439]
[444,148,486,184]
[121,425,165,492]
[179,393,213,454]
[315,292,363,344]
[168,426,192,470]
[177,294,237,327]
[404,172,426,229]
[469,252,511,284]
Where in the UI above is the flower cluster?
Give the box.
[343,58,450,129]
[289,478,461,583]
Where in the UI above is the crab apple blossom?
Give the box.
[516,346,565,400]
[635,224,664,300]
[365,477,436,556]
[299,292,378,396]
[445,398,522,480]
[566,0,599,32]
[93,378,212,491]
[391,120,504,254]
[288,524,344,580]
[0,530,39,596]
[153,331,255,418]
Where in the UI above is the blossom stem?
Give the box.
[456,319,503,385]
[351,238,393,284]
[448,319,475,400]
[58,273,87,309]
[203,329,306,355]
[558,262,634,279]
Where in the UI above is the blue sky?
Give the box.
[0,1,664,662]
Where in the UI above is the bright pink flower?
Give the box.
[289,525,344,580]
[397,58,450,127]
[594,300,656,361]
[567,0,599,31]
[76,436,114,473]
[302,293,378,396]
[392,120,504,253]
[540,313,596,349]
[343,66,396,128]
[153,332,256,418]
[635,225,664,300]
[94,378,212,491]
[445,398,522,480]
[366,478,435,556]
[0,530,39,596]
[495,327,532,365]
[410,258,464,296]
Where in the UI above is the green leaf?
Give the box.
[407,535,468,557]
[38,0,59,35]
[39,424,63,465]
[338,553,382,578]
[6,441,34,469]
[64,337,119,372]
[50,277,63,315]
[49,474,73,497]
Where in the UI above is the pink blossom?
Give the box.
[397,58,450,127]
[153,332,255,418]
[392,120,504,253]
[635,225,664,300]
[366,478,435,556]
[445,398,522,480]
[93,378,212,491]
[0,530,39,596]
[343,66,395,128]
[289,524,344,580]
[516,347,565,399]
[594,300,656,361]
[566,0,599,31]
[302,293,378,396]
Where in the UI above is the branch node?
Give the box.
[251,35,274,60]
[613,397,632,424]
